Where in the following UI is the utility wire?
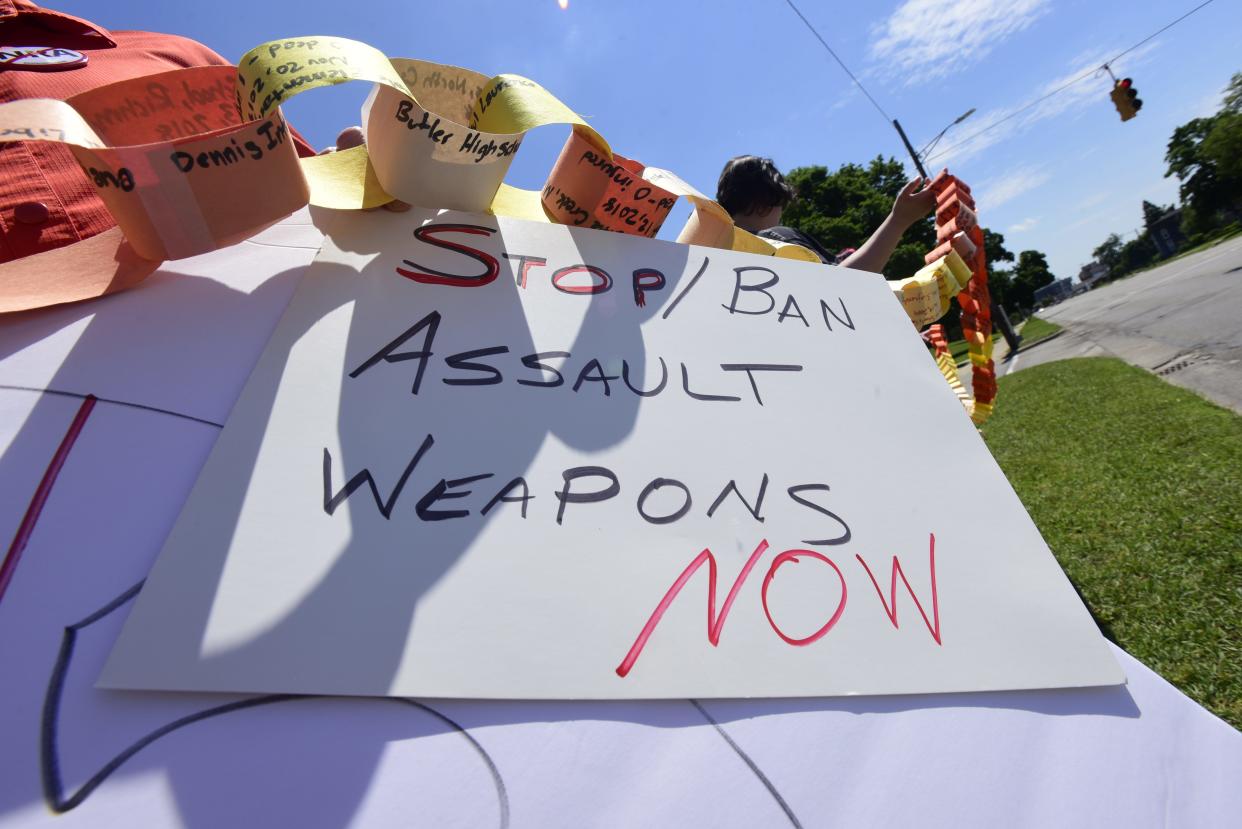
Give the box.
[781,0,893,126]
[925,67,1103,163]
[926,0,1219,163]
[919,130,952,159]
[1108,0,1218,65]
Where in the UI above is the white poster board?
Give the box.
[101,209,1122,698]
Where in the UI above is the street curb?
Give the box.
[1012,328,1066,355]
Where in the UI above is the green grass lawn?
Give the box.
[1017,315,1061,345]
[980,357,1242,729]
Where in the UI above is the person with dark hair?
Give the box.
[716,156,796,223]
[716,154,934,273]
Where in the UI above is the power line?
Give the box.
[926,68,1101,163]
[1108,0,1218,65]
[781,0,893,126]
[927,0,1219,163]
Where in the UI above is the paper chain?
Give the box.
[0,34,998,419]
[0,36,823,269]
[918,172,997,424]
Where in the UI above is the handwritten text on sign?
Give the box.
[101,209,1123,699]
[337,221,939,676]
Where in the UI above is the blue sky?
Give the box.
[66,0,1242,279]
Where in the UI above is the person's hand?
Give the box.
[320,127,411,212]
[890,176,935,229]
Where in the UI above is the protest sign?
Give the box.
[100,209,1122,699]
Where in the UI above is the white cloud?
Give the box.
[1062,212,1106,232]
[1058,192,1127,233]
[1074,191,1111,212]
[1187,88,1226,119]
[976,165,1051,210]
[1009,217,1040,233]
[826,86,860,114]
[924,41,1161,166]
[869,0,1051,84]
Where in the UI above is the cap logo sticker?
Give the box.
[0,47,89,71]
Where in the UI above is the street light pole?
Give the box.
[892,119,929,180]
[892,108,975,182]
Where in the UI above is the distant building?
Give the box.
[1144,204,1186,259]
[1079,262,1109,289]
[1034,277,1074,307]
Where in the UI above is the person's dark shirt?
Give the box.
[757,225,840,265]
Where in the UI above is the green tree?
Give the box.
[983,227,1015,269]
[1011,250,1056,310]
[1142,200,1173,228]
[1222,70,1242,113]
[783,155,935,280]
[1165,117,1224,223]
[1118,233,1159,273]
[1165,72,1242,237]
[980,228,1017,312]
[1093,233,1124,278]
[1201,110,1242,181]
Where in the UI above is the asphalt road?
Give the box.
[1007,234,1242,413]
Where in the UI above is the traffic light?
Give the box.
[1110,78,1142,121]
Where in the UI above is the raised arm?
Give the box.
[839,177,935,274]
